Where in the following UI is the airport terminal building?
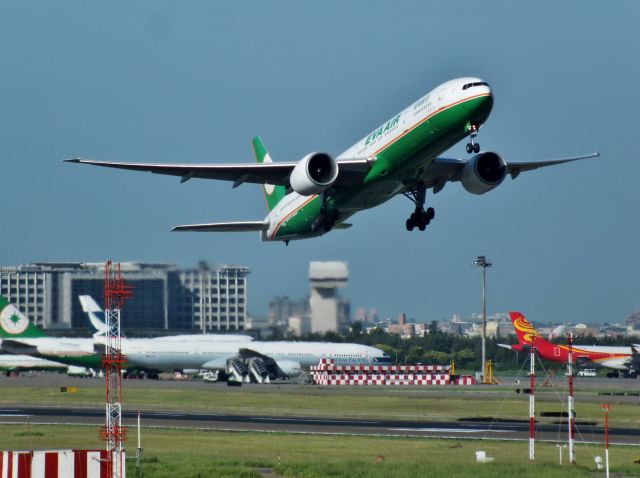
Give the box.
[0,262,249,332]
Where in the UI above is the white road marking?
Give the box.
[252,417,378,424]
[388,427,514,434]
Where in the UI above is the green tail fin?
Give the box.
[0,295,46,338]
[252,136,286,211]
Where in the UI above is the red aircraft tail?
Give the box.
[508,311,545,346]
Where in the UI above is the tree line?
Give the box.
[270,322,637,373]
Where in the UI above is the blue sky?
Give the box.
[1,1,638,325]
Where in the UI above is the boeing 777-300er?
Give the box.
[66,77,598,243]
[502,312,638,373]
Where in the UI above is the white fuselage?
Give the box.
[573,345,635,370]
[119,340,387,372]
[3,334,388,374]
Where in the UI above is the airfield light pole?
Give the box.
[473,256,492,383]
[567,333,576,465]
[601,404,610,478]
[529,336,536,462]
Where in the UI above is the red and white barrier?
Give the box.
[454,376,476,385]
[310,359,474,386]
[311,359,449,373]
[1,450,125,478]
[0,452,31,478]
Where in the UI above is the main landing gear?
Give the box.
[311,207,339,233]
[466,122,480,154]
[403,184,435,232]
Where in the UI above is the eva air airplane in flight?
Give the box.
[67,77,598,243]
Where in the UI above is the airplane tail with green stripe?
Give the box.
[0,295,45,338]
[252,137,286,211]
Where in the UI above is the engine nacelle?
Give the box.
[289,152,338,196]
[460,151,507,195]
[275,359,301,377]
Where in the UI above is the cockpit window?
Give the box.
[462,81,489,91]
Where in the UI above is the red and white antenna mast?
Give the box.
[101,260,133,478]
[529,336,536,461]
[567,332,576,465]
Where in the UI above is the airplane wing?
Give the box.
[172,221,269,232]
[64,157,373,187]
[238,347,277,366]
[238,348,301,376]
[0,339,38,355]
[423,152,600,190]
[503,153,600,179]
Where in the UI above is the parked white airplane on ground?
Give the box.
[110,339,390,382]
[1,295,389,381]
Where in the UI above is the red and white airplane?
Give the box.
[503,312,638,372]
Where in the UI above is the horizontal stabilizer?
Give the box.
[172,221,269,232]
[497,343,515,351]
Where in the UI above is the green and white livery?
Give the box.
[0,296,68,373]
[0,295,44,338]
[67,77,598,242]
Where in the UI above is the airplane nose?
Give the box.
[464,91,493,122]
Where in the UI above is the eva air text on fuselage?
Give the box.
[364,114,401,146]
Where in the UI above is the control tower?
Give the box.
[309,261,349,333]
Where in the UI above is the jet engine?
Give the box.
[289,153,338,196]
[275,359,301,377]
[460,151,507,195]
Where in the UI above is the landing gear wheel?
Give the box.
[403,183,436,232]
[473,143,480,153]
[466,143,473,154]
[426,207,435,221]
[405,218,414,231]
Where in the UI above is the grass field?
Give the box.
[1,424,639,477]
[0,380,638,426]
[1,378,638,476]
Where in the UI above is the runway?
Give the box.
[1,406,637,445]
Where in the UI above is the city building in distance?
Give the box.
[0,262,249,332]
[309,261,350,334]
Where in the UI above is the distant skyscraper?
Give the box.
[367,308,379,324]
[268,296,308,326]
